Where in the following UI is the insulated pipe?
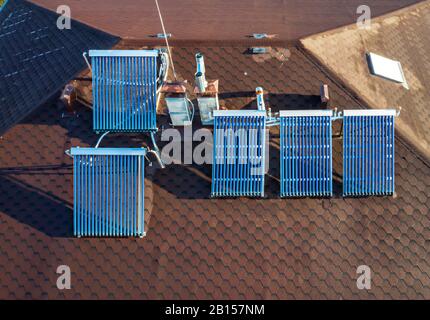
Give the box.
[256,87,265,111]
[195,52,205,74]
[149,132,165,168]
[187,98,195,122]
[82,52,92,72]
[148,150,165,169]
[95,131,110,148]
[195,71,207,93]
[195,52,207,92]
[157,52,170,108]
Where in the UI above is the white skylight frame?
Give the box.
[367,52,408,87]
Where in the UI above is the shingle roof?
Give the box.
[0,0,118,134]
[1,44,429,299]
[301,0,430,160]
[29,0,421,41]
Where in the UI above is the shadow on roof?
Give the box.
[0,175,73,237]
[0,0,118,135]
[218,92,322,112]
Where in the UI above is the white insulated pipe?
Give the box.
[196,52,205,74]
[256,87,265,111]
[195,72,207,93]
[195,52,207,92]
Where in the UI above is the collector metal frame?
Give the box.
[211,110,267,198]
[342,109,398,196]
[82,49,169,167]
[87,49,160,133]
[279,110,334,197]
[70,147,147,238]
[211,107,399,198]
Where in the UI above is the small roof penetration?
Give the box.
[367,52,407,86]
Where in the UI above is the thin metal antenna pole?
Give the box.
[154,0,177,81]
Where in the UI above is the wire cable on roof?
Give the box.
[154,0,177,81]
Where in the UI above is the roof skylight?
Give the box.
[367,52,408,88]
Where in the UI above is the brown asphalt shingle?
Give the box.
[29,0,421,41]
[0,0,118,134]
[1,45,429,299]
[301,0,430,160]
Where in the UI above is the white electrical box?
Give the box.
[197,96,219,125]
[165,97,193,126]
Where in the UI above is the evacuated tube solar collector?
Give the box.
[279,110,334,197]
[87,50,162,132]
[212,110,267,197]
[70,147,147,238]
[342,109,397,196]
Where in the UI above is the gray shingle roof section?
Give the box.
[0,0,118,134]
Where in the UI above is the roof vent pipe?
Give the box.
[196,52,205,74]
[195,72,207,93]
[195,53,207,92]
[256,87,265,111]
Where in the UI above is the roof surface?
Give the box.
[301,0,430,160]
[29,0,421,41]
[0,0,117,134]
[1,43,429,299]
